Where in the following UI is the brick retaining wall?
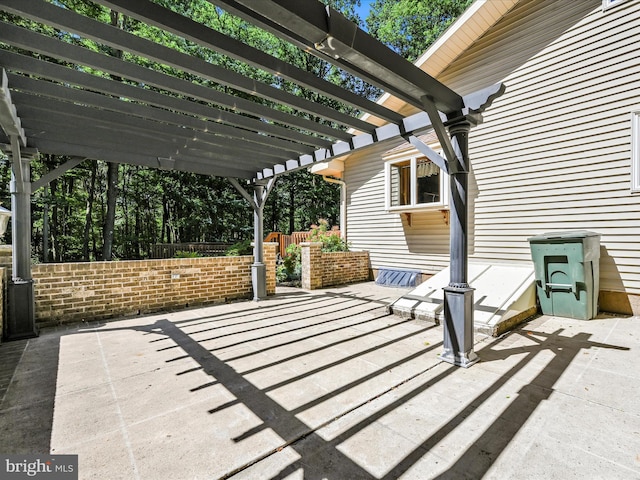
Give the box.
[32,243,277,326]
[301,242,370,290]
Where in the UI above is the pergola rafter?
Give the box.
[210,0,464,113]
[0,25,344,148]
[11,85,313,160]
[0,45,344,145]
[96,0,402,125]
[0,0,505,366]
[1,0,399,126]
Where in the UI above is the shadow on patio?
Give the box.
[1,283,638,479]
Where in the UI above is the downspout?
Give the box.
[322,176,346,242]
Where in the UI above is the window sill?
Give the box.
[386,204,449,213]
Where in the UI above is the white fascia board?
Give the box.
[357,0,520,129]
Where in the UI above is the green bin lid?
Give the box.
[527,230,600,242]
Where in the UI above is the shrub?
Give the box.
[225,239,252,256]
[277,243,302,284]
[174,250,201,258]
[276,264,288,283]
[276,219,348,286]
[308,218,349,252]
[282,243,301,277]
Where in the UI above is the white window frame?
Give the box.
[603,0,628,10]
[632,111,640,193]
[384,153,449,212]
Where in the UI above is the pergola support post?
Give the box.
[439,120,477,367]
[420,87,505,367]
[229,177,275,301]
[251,183,266,301]
[7,136,37,340]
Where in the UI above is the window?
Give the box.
[632,111,640,193]
[385,155,448,211]
[603,0,628,10]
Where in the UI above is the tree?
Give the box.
[264,170,341,234]
[367,0,473,62]
[101,10,125,261]
[82,161,97,261]
[1,0,468,261]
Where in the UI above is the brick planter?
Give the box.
[300,242,370,290]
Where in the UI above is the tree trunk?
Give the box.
[135,209,141,258]
[83,160,97,261]
[122,166,130,258]
[102,161,118,260]
[288,182,295,234]
[42,186,50,263]
[161,195,168,243]
[50,177,60,263]
[101,9,123,261]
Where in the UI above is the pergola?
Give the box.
[0,0,503,367]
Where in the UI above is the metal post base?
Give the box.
[251,263,267,301]
[439,285,478,368]
[5,280,38,341]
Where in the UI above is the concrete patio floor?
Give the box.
[1,281,639,479]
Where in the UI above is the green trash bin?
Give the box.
[528,230,600,320]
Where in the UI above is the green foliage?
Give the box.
[278,242,302,284]
[265,171,342,235]
[277,219,347,285]
[320,233,350,253]
[282,243,302,278]
[367,0,473,61]
[276,264,289,283]
[309,219,350,252]
[225,239,253,257]
[174,250,201,258]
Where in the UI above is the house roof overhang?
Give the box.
[361,0,519,126]
[0,0,504,182]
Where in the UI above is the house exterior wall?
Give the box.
[346,142,452,275]
[344,0,640,313]
[31,243,278,326]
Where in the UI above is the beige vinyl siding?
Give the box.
[439,0,640,294]
[345,0,640,295]
[345,142,452,274]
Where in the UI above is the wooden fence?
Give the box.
[264,232,312,258]
[154,231,340,260]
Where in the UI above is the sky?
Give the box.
[354,0,375,26]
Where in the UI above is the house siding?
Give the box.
[346,142,452,275]
[344,0,640,302]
